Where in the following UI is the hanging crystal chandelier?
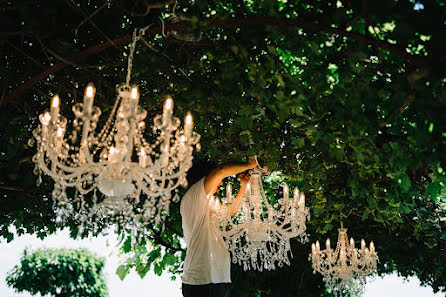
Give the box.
[30,26,200,230]
[309,223,378,295]
[211,166,310,271]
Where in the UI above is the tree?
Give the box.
[6,248,108,297]
[1,0,445,296]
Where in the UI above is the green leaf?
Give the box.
[291,137,305,148]
[163,253,177,266]
[116,265,129,281]
[396,173,411,192]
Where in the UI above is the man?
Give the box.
[180,157,257,297]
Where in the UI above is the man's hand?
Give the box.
[204,156,257,196]
[246,156,257,169]
[239,173,251,188]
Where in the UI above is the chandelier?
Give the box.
[30,26,200,231]
[211,166,310,271]
[309,223,378,295]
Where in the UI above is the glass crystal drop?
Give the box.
[36,175,42,187]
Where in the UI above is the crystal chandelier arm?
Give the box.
[311,250,337,275]
[35,126,94,178]
[35,151,101,193]
[79,110,95,165]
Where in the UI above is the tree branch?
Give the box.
[151,231,184,253]
[133,0,177,16]
[73,0,113,36]
[379,68,430,128]
[2,17,434,107]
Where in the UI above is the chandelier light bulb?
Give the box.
[83,83,96,114]
[184,112,193,139]
[293,187,299,200]
[51,94,60,108]
[56,127,64,137]
[131,86,139,100]
[139,148,147,168]
[226,183,232,201]
[163,96,174,126]
[283,184,289,203]
[298,193,305,206]
[350,237,355,247]
[41,112,51,126]
[326,238,331,250]
[85,83,95,98]
[50,95,60,119]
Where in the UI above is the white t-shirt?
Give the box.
[180,177,231,285]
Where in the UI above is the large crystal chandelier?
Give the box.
[309,223,378,295]
[30,26,200,230]
[211,166,310,271]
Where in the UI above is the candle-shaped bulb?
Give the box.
[165,97,173,110]
[41,112,51,126]
[162,96,174,126]
[293,188,299,201]
[50,95,60,120]
[226,183,232,199]
[131,86,139,100]
[370,241,375,252]
[315,240,320,251]
[184,112,193,139]
[361,239,366,250]
[85,83,95,98]
[130,85,139,116]
[108,147,118,163]
[326,238,331,249]
[298,193,305,206]
[56,127,63,137]
[246,182,251,191]
[350,237,355,247]
[83,83,95,114]
[311,243,316,253]
[51,95,60,109]
[139,148,147,168]
[283,184,289,203]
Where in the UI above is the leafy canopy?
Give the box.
[1,0,445,296]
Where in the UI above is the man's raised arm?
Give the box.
[204,157,257,196]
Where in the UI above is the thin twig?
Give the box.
[133,0,177,16]
[141,37,192,81]
[73,0,113,36]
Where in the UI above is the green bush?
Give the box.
[6,248,108,297]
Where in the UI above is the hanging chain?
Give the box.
[125,25,152,85]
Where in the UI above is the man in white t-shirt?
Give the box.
[180,157,257,297]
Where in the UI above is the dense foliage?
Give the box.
[1,0,445,296]
[6,248,108,297]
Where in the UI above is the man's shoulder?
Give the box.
[182,177,206,202]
